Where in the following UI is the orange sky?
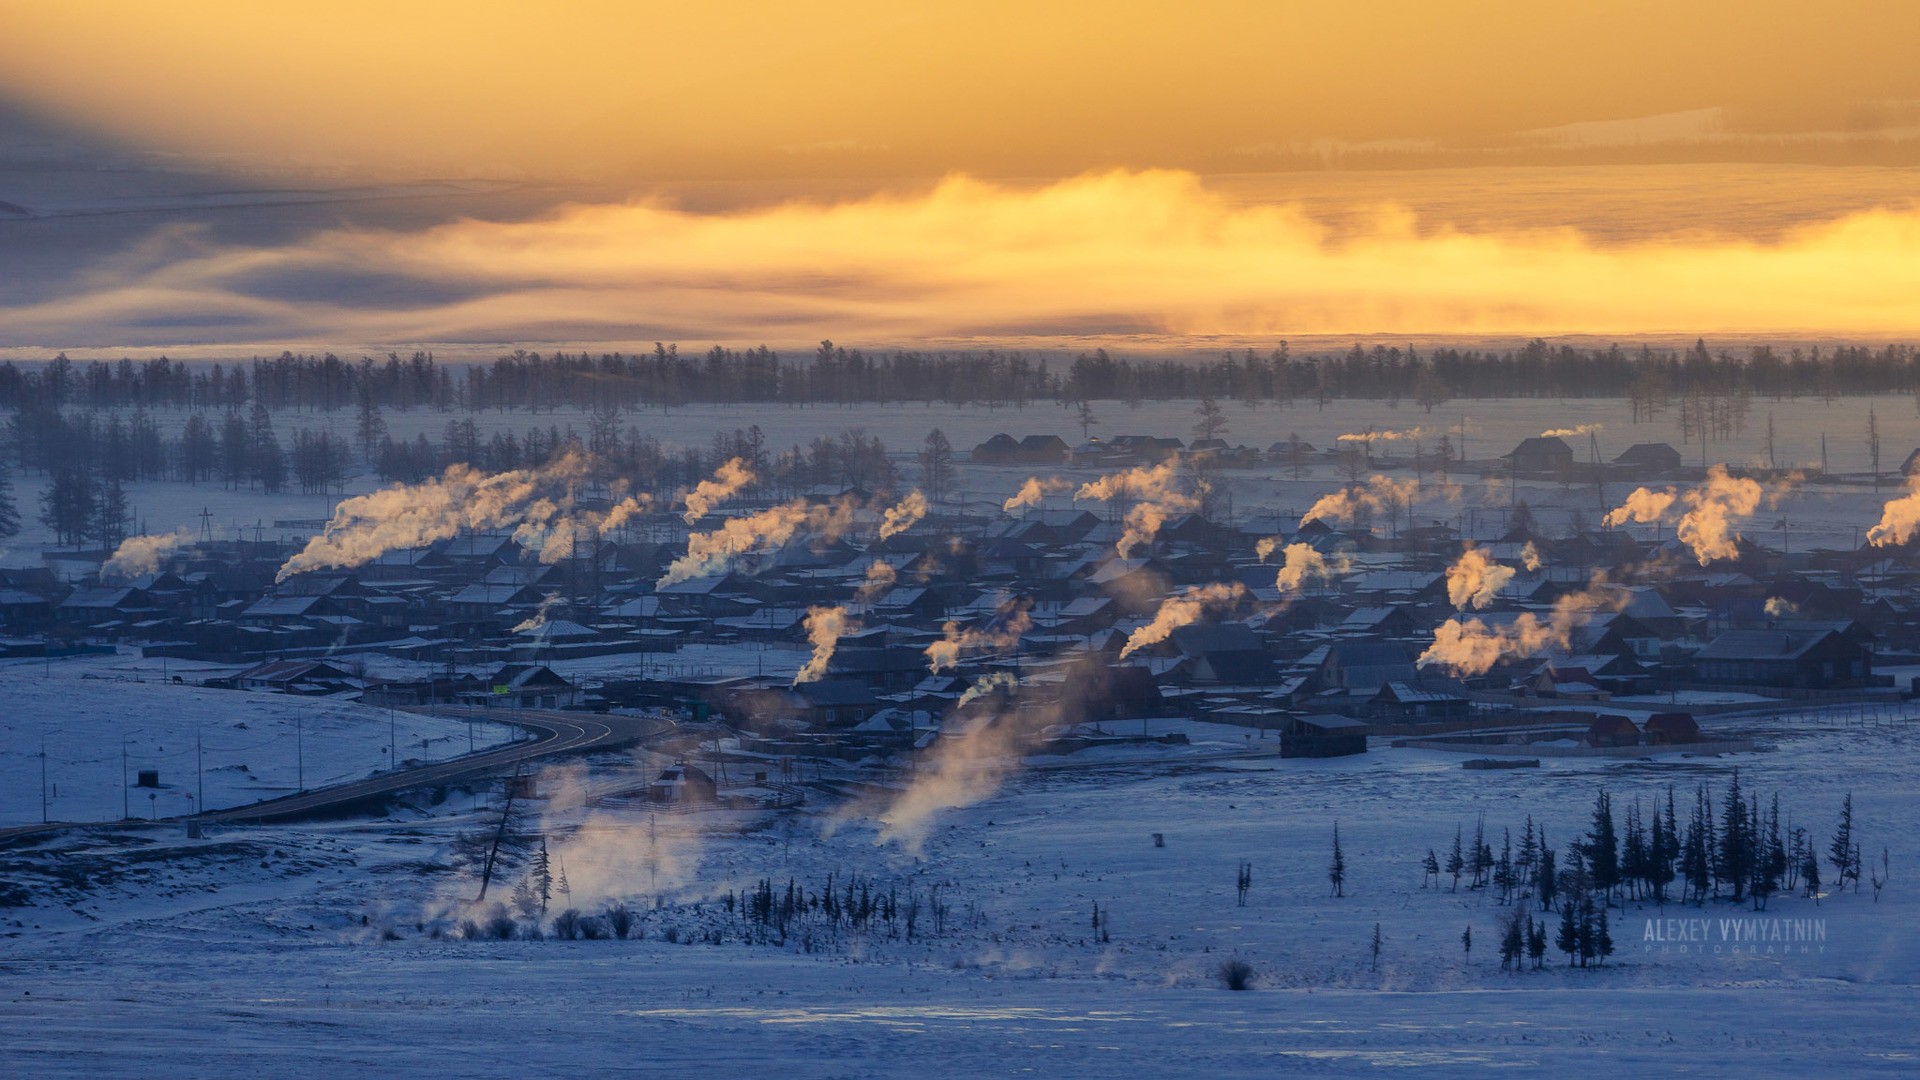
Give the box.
[4,2,1919,179]
[6,3,1920,348]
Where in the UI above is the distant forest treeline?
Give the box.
[5,339,1920,413]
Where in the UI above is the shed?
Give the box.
[1642,712,1703,745]
[1281,714,1369,758]
[647,762,719,805]
[1584,713,1641,748]
[1504,436,1575,473]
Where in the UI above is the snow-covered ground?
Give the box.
[3,702,1914,1076]
[0,651,519,826]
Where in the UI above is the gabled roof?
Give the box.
[1506,436,1574,459]
[1695,628,1849,661]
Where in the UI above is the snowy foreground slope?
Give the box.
[0,654,519,827]
[3,706,1917,1077]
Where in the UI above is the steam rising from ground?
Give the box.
[794,605,855,684]
[871,715,1031,853]
[1445,546,1514,609]
[879,490,929,539]
[682,457,753,523]
[1004,476,1072,514]
[1076,462,1202,557]
[103,529,192,579]
[1120,582,1248,659]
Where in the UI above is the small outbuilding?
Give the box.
[1505,436,1575,474]
[1642,712,1703,745]
[1280,714,1369,758]
[1583,713,1641,748]
[647,762,719,805]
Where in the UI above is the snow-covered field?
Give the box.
[0,651,519,826]
[5,393,1918,566]
[3,703,1914,1076]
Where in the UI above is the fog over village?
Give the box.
[4,4,1920,1077]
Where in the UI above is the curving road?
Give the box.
[0,706,676,842]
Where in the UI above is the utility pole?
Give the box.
[197,726,204,810]
[297,714,305,792]
[389,701,397,769]
[122,734,130,820]
[40,736,48,824]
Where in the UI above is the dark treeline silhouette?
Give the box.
[7,339,1920,413]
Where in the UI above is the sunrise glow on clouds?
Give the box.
[6,170,1920,349]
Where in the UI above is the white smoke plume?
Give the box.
[599,492,653,534]
[1254,536,1280,562]
[1299,475,1420,527]
[279,453,600,581]
[1521,540,1544,572]
[1764,596,1801,617]
[1336,427,1429,443]
[1603,486,1678,528]
[1418,572,1625,676]
[879,490,929,540]
[656,498,862,587]
[1539,424,1603,438]
[103,529,192,579]
[872,713,1031,853]
[1868,476,1920,546]
[925,601,1034,673]
[854,558,897,605]
[1273,542,1346,591]
[794,605,855,685]
[1003,476,1071,514]
[1674,465,1764,564]
[682,457,754,524]
[1119,582,1247,659]
[511,591,565,634]
[956,671,1018,709]
[1445,546,1515,610]
[1076,461,1202,557]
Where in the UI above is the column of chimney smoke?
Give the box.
[1272,542,1346,590]
[1119,582,1247,659]
[1444,546,1514,610]
[1299,475,1420,527]
[1418,572,1625,676]
[794,605,855,684]
[879,490,929,540]
[1003,476,1072,513]
[1075,461,1201,557]
[681,457,753,523]
[1603,465,1777,565]
[854,558,897,605]
[925,601,1033,673]
[1868,476,1920,546]
[273,451,661,581]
